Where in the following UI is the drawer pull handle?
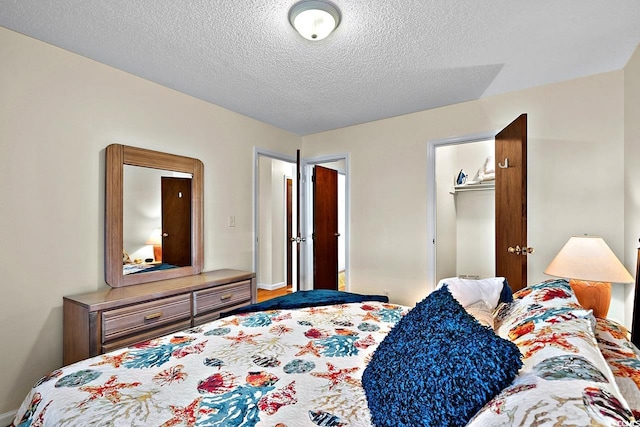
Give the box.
[220,294,233,301]
[144,312,163,321]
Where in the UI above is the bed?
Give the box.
[11,279,640,426]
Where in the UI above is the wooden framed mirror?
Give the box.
[105,144,204,287]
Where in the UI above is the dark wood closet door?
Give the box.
[495,114,528,291]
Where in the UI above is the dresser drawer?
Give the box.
[102,294,191,343]
[193,301,251,326]
[193,280,251,317]
[102,319,192,353]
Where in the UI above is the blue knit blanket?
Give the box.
[221,289,389,317]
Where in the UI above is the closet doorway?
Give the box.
[427,114,529,291]
[435,139,496,282]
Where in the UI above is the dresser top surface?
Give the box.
[64,269,255,311]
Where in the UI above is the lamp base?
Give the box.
[569,279,611,318]
[153,245,162,263]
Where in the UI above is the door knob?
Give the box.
[162,232,169,237]
[508,245,534,255]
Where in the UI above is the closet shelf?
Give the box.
[449,181,495,194]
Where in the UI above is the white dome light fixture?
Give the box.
[289,0,341,41]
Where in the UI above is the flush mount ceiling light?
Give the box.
[289,0,341,41]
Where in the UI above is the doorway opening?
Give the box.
[435,139,495,282]
[426,132,496,288]
[302,154,350,292]
[427,114,529,291]
[253,149,297,302]
[254,149,350,301]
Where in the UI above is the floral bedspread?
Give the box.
[12,301,407,427]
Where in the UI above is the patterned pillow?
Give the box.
[362,287,522,426]
[469,280,634,426]
[495,279,592,341]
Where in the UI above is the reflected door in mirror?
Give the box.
[162,177,192,267]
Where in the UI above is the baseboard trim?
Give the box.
[257,282,286,291]
[0,409,16,426]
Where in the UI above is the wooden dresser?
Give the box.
[63,269,256,365]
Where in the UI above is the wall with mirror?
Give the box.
[105,144,204,287]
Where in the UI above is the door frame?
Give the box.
[426,130,497,289]
[301,153,350,291]
[252,147,297,291]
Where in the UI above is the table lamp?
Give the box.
[146,228,163,262]
[544,236,633,318]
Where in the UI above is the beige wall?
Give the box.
[0,27,299,413]
[302,68,630,320]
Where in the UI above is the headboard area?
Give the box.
[631,242,640,347]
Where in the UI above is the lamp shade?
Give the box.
[289,0,340,41]
[544,236,633,283]
[145,228,163,246]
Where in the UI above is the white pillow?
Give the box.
[435,277,505,309]
[464,300,495,329]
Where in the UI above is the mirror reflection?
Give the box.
[123,165,193,275]
[105,144,203,288]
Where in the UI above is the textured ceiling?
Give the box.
[2,1,640,135]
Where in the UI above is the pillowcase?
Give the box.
[471,316,634,426]
[362,287,522,426]
[595,317,640,417]
[471,281,634,426]
[465,300,495,329]
[494,279,592,341]
[436,276,508,308]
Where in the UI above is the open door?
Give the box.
[313,165,339,290]
[161,177,192,267]
[286,177,293,287]
[495,114,529,291]
[294,150,302,289]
